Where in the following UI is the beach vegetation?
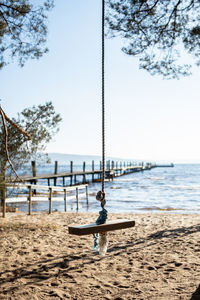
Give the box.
[0,0,54,69]
[106,0,200,79]
[0,101,62,206]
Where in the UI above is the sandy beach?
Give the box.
[0,211,200,300]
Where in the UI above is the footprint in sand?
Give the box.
[46,253,54,258]
[164,268,175,272]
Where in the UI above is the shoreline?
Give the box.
[3,202,200,215]
[1,212,200,299]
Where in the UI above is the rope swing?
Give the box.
[93,0,108,255]
[68,0,135,255]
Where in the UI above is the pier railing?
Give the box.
[1,183,88,218]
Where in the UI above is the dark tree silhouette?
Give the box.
[106,0,200,78]
[0,0,54,69]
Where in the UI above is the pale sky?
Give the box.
[1,0,200,163]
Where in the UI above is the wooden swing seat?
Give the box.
[68,219,135,236]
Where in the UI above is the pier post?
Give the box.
[76,187,79,211]
[86,185,89,206]
[107,161,111,180]
[106,160,108,170]
[70,161,73,186]
[31,161,37,194]
[54,161,58,186]
[83,161,86,183]
[31,160,37,178]
[49,187,52,214]
[112,160,114,170]
[28,185,32,215]
[92,160,94,182]
[142,161,144,171]
[64,189,67,212]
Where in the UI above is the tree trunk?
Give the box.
[0,160,6,209]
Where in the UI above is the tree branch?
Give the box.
[0,3,30,15]
[1,108,31,140]
[0,107,22,181]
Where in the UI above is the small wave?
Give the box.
[166,184,200,191]
[139,206,185,211]
[150,177,166,181]
[115,178,140,182]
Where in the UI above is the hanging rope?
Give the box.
[102,0,105,195]
[95,0,107,227]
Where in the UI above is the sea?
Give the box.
[8,163,200,214]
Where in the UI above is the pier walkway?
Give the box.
[11,161,174,187]
[16,164,151,187]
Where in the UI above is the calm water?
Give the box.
[11,164,200,214]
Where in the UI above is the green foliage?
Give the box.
[0,0,54,69]
[106,0,200,79]
[0,101,62,174]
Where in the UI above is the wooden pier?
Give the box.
[15,160,156,187]
[1,160,174,218]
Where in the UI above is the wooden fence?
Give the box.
[1,183,88,218]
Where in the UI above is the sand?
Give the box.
[0,211,200,300]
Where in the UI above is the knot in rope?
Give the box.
[96,207,107,225]
[96,190,107,225]
[96,190,106,208]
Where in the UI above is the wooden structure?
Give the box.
[9,160,157,187]
[68,219,135,235]
[68,0,136,246]
[3,183,88,217]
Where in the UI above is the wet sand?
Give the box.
[0,212,200,299]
